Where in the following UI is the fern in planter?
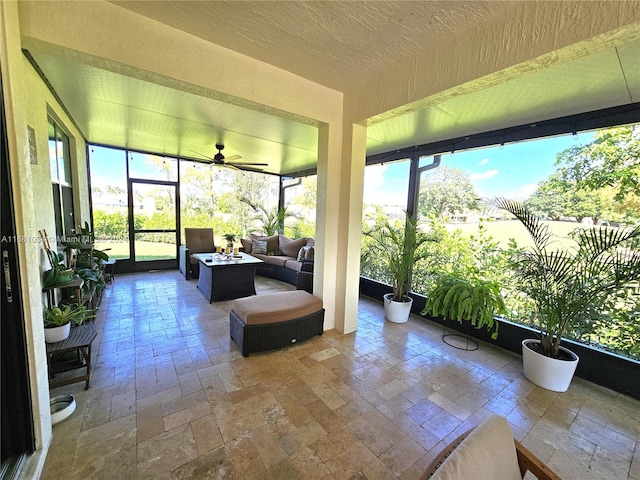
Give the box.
[422,275,506,340]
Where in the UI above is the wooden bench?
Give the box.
[230,291,324,357]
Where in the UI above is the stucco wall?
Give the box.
[349,1,640,125]
[0,1,89,475]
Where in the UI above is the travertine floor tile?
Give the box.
[40,271,640,480]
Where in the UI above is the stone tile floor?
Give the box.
[42,271,640,479]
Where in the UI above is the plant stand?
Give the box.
[441,323,479,351]
[46,324,97,390]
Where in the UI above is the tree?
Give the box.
[232,170,280,236]
[240,198,291,235]
[526,172,609,224]
[524,179,567,220]
[179,163,222,218]
[555,125,640,201]
[106,185,125,195]
[418,166,479,220]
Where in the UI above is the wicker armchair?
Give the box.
[179,228,214,280]
[421,414,560,480]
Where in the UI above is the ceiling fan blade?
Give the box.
[228,161,269,166]
[189,149,213,161]
[223,154,242,162]
[222,163,241,171]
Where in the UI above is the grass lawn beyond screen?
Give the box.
[97,220,589,261]
[444,219,589,249]
[94,240,177,261]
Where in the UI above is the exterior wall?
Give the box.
[1,1,89,476]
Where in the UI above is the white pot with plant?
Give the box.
[362,213,434,324]
[493,198,640,392]
[44,303,95,343]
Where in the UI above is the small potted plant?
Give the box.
[224,233,236,252]
[422,275,505,348]
[40,229,74,286]
[362,213,435,323]
[42,251,74,286]
[43,302,95,343]
[492,197,640,391]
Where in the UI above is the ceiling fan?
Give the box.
[191,144,268,170]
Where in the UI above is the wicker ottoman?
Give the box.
[230,290,325,357]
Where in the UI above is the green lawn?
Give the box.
[95,240,176,260]
[97,220,587,259]
[444,220,586,249]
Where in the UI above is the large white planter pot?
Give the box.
[383,294,413,323]
[522,339,579,392]
[45,322,71,343]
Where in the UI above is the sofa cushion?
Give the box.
[184,228,214,253]
[284,259,303,272]
[261,255,289,267]
[279,236,308,257]
[250,234,279,254]
[252,239,268,255]
[232,290,323,326]
[241,238,252,253]
[306,238,315,247]
[427,414,521,480]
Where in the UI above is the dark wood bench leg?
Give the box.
[79,345,92,390]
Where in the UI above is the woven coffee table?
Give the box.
[192,252,263,302]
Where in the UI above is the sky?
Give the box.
[90,131,597,209]
[363,131,596,207]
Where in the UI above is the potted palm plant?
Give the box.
[493,198,640,391]
[362,213,434,323]
[422,275,505,347]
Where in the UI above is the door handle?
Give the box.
[3,249,13,303]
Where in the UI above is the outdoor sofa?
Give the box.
[241,234,315,292]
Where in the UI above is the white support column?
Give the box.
[315,117,366,334]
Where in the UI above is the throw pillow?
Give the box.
[279,236,308,257]
[304,246,315,260]
[251,239,268,255]
[240,238,252,253]
[297,246,309,262]
[250,234,279,254]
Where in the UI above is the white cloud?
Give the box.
[479,158,490,166]
[469,169,499,181]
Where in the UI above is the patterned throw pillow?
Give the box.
[250,234,279,254]
[251,239,268,255]
[304,246,315,260]
[297,246,308,262]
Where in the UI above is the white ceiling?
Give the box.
[24,1,640,175]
